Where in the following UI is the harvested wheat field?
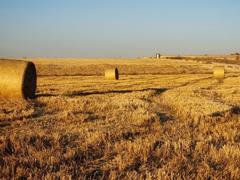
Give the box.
[0,57,240,179]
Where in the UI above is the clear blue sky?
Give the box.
[0,0,239,58]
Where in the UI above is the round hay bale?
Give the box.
[105,68,119,80]
[0,60,37,99]
[213,66,225,80]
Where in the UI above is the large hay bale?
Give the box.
[105,68,119,80]
[213,66,225,80]
[0,60,37,99]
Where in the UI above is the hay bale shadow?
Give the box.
[156,112,175,123]
[231,106,240,114]
[35,93,58,98]
[64,88,168,97]
[0,121,11,128]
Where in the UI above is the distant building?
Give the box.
[156,53,161,59]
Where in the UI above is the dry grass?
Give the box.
[0,58,240,179]
[165,55,240,65]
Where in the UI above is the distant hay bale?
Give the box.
[236,55,240,61]
[0,60,37,99]
[213,66,225,80]
[105,68,119,80]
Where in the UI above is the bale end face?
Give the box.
[213,66,225,80]
[22,62,37,99]
[105,68,119,80]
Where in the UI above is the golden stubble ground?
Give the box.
[0,58,240,179]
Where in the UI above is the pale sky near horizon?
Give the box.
[0,0,240,58]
